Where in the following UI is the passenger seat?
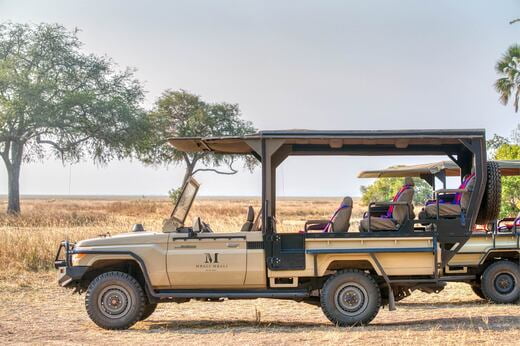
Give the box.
[359,177,415,232]
[420,173,475,218]
[305,197,353,232]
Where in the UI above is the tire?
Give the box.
[140,303,158,321]
[476,161,501,225]
[470,284,485,299]
[481,261,520,304]
[85,271,145,330]
[320,270,381,326]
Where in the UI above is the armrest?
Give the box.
[304,219,329,232]
[369,201,410,207]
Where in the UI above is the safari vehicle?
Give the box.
[359,159,520,301]
[55,129,520,330]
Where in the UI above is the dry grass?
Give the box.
[0,197,357,272]
[0,197,519,345]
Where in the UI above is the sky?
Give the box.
[0,0,519,197]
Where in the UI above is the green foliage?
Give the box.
[495,44,520,112]
[0,23,146,213]
[360,177,432,206]
[137,89,257,189]
[494,144,520,217]
[168,187,182,205]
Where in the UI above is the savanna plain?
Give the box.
[0,197,519,345]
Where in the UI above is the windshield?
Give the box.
[170,177,200,226]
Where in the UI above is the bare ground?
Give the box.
[0,272,519,345]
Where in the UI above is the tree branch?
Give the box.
[192,166,238,176]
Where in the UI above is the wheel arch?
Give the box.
[319,255,381,277]
[77,252,156,303]
[478,250,520,273]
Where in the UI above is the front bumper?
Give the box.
[56,265,89,287]
[54,240,87,287]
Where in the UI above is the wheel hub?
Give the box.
[98,285,132,319]
[494,273,515,294]
[335,283,369,316]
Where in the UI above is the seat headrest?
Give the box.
[246,206,254,222]
[404,177,414,186]
[341,196,353,207]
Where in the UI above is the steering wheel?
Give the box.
[200,220,213,233]
[193,217,213,233]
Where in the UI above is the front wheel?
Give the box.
[320,270,381,326]
[140,303,158,321]
[481,261,520,304]
[85,271,146,330]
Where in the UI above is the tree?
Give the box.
[0,23,146,213]
[494,144,520,217]
[495,44,520,112]
[360,177,432,206]
[138,90,256,195]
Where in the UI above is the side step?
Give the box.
[154,289,310,300]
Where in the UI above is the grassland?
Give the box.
[0,197,519,345]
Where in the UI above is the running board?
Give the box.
[438,275,475,281]
[154,289,310,300]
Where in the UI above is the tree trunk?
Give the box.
[2,141,23,214]
[182,161,195,187]
[7,162,21,214]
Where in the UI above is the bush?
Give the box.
[360,177,432,206]
[168,187,183,205]
[494,144,520,217]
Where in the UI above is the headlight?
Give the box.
[71,253,85,265]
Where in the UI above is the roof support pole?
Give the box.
[261,139,285,235]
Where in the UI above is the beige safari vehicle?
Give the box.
[55,130,520,330]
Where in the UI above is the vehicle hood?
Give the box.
[76,231,167,247]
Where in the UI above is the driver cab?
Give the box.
[163,177,266,289]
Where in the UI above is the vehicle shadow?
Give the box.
[142,315,519,334]
[397,299,488,308]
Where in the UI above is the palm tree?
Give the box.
[495,44,520,112]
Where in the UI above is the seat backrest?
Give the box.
[456,173,475,210]
[329,197,353,233]
[240,206,255,232]
[387,177,414,223]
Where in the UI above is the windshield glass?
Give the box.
[171,178,199,225]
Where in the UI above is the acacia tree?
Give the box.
[0,23,146,213]
[138,90,256,196]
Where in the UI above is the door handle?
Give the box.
[226,243,240,248]
[175,244,196,249]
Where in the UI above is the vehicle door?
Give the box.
[166,232,247,288]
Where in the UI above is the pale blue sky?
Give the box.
[0,0,519,197]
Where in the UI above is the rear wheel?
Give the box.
[320,270,381,326]
[470,284,485,299]
[481,261,520,304]
[85,271,145,330]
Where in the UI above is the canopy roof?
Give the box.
[358,160,520,178]
[168,129,486,154]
